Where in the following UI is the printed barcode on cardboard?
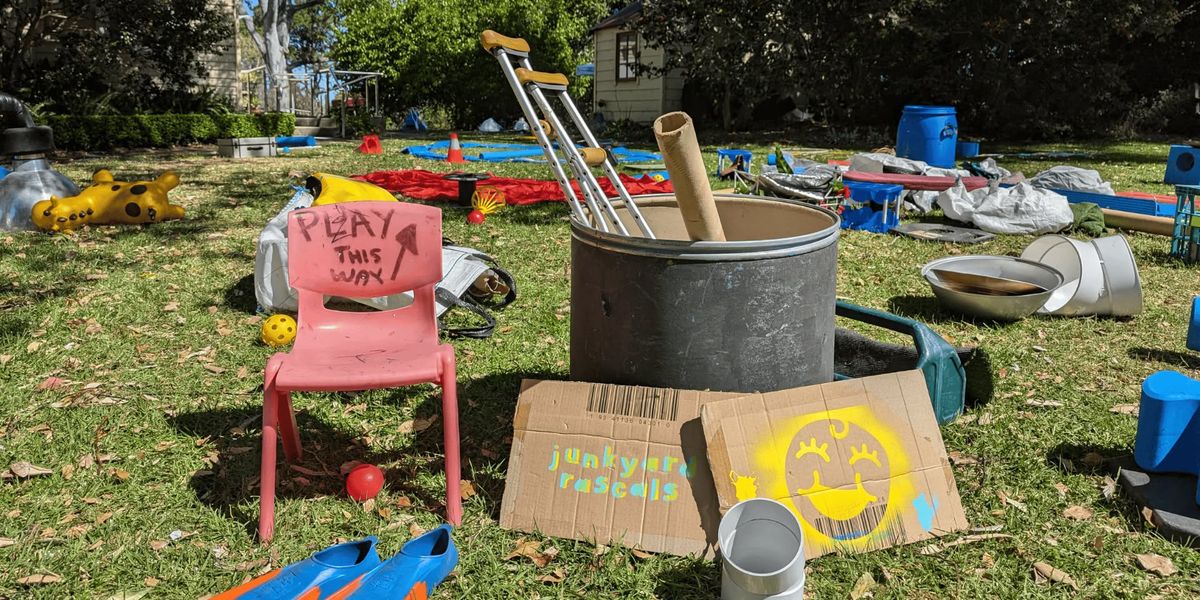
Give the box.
[586,385,680,421]
[810,503,905,552]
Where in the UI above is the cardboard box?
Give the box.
[701,370,969,558]
[499,379,741,558]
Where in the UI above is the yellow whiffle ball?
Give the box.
[260,314,297,347]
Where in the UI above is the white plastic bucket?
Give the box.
[1020,235,1103,316]
[719,498,806,600]
[1020,234,1142,317]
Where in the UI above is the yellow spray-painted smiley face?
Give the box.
[786,419,891,525]
[751,405,916,551]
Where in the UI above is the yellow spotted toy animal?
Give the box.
[32,169,184,233]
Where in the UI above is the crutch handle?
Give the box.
[480,30,530,54]
[515,68,569,88]
[580,147,607,167]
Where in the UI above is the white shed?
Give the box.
[590,2,684,124]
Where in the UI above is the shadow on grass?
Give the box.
[653,558,720,600]
[223,273,259,314]
[1045,443,1153,533]
[886,294,1013,327]
[166,368,561,532]
[1127,347,1200,370]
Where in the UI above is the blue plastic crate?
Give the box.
[1172,185,1200,263]
[841,180,903,233]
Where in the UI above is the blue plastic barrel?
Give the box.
[956,140,980,159]
[896,105,958,168]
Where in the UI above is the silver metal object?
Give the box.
[485,34,655,238]
[921,255,1064,321]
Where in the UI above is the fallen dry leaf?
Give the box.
[1135,553,1177,576]
[95,512,114,525]
[398,416,437,435]
[0,537,15,548]
[948,451,978,466]
[16,573,62,585]
[236,366,250,379]
[461,479,477,500]
[1032,562,1079,590]
[1101,476,1117,500]
[203,364,226,374]
[61,464,75,480]
[112,469,130,481]
[1109,404,1139,416]
[506,538,554,567]
[0,354,12,364]
[630,547,654,560]
[408,523,426,538]
[143,577,159,587]
[10,461,54,478]
[1053,482,1069,497]
[27,341,42,353]
[1063,505,1094,520]
[538,567,567,584]
[232,558,269,572]
[850,572,877,599]
[1142,506,1157,527]
[37,376,67,391]
[998,491,1028,512]
[149,540,170,551]
[162,302,179,312]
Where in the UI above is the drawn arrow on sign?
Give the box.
[390,224,419,281]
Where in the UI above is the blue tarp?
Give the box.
[403,141,661,164]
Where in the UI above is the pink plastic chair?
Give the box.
[258,201,461,543]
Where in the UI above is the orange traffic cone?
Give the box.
[357,134,382,154]
[446,133,466,164]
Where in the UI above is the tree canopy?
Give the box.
[331,0,610,127]
[638,0,1200,137]
[1,0,228,114]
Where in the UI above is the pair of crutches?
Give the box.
[480,30,655,239]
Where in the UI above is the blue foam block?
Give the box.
[1135,370,1200,505]
[1188,297,1200,352]
[1165,145,1200,185]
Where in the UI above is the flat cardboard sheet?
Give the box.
[499,379,740,558]
[701,370,969,558]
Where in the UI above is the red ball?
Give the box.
[346,464,384,501]
[466,209,486,224]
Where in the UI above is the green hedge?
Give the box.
[45,113,296,150]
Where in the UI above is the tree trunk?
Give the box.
[263,1,291,112]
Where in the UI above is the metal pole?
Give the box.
[492,50,594,227]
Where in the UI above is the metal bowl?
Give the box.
[921,255,1064,321]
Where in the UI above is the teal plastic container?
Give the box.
[896,105,958,168]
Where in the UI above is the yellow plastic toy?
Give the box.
[307,172,397,206]
[31,169,184,233]
[261,314,298,347]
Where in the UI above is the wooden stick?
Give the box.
[653,112,726,241]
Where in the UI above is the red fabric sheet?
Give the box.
[843,170,990,191]
[356,169,674,205]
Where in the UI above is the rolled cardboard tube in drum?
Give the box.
[1102,208,1174,237]
[653,112,726,241]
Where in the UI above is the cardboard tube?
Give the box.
[1102,208,1174,237]
[654,112,726,241]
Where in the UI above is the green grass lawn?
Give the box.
[1,135,1199,599]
